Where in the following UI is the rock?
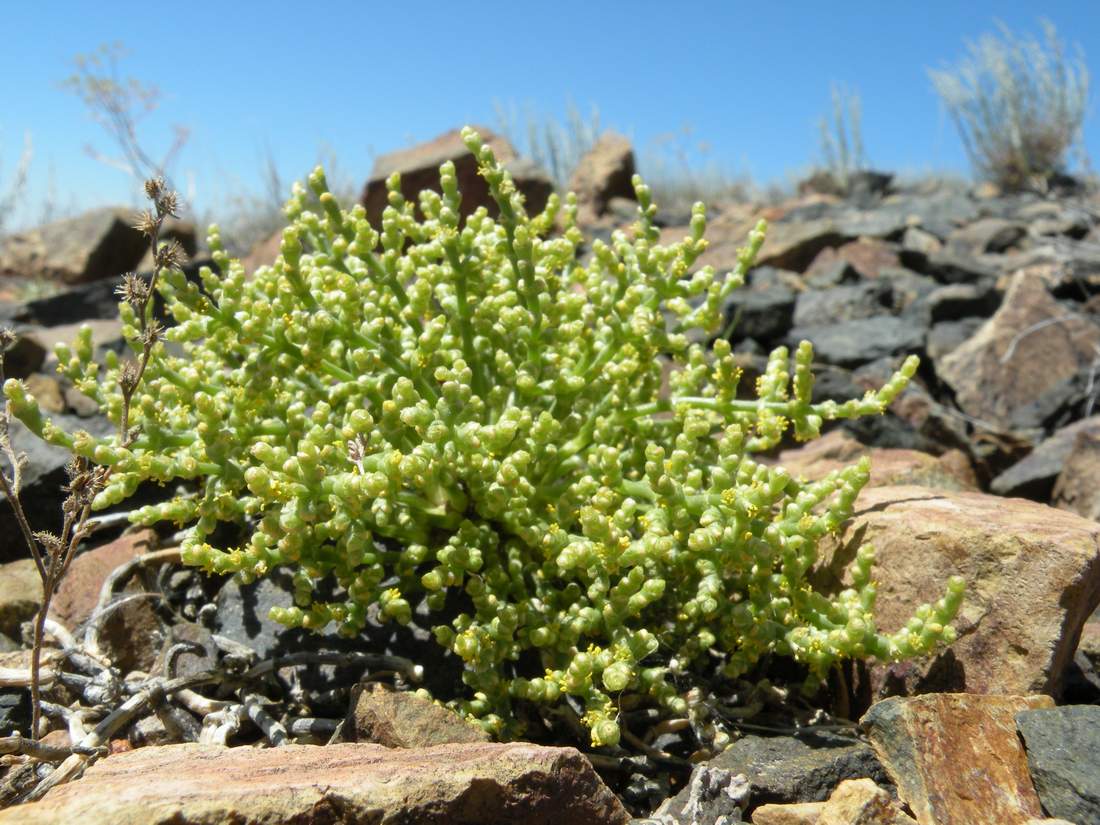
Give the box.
[568,131,636,223]
[816,486,1100,698]
[793,282,894,327]
[946,217,1026,256]
[917,283,1001,324]
[134,217,198,272]
[0,412,116,563]
[240,229,282,276]
[819,779,915,825]
[0,741,630,825]
[751,801,825,824]
[1051,429,1100,520]
[786,317,924,367]
[921,249,998,284]
[15,257,216,327]
[342,682,490,748]
[62,383,100,417]
[48,530,157,630]
[652,766,751,824]
[861,693,1053,825]
[0,558,40,638]
[152,620,217,680]
[676,732,890,808]
[926,319,983,361]
[360,127,552,229]
[1015,705,1100,825]
[939,271,1100,431]
[0,207,150,284]
[776,429,978,492]
[724,285,797,344]
[755,219,850,272]
[213,567,463,704]
[1,328,47,378]
[806,240,901,282]
[900,227,942,263]
[23,374,64,413]
[991,415,1100,498]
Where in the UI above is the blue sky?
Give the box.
[1,1,1096,231]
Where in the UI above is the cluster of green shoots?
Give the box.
[5,128,963,746]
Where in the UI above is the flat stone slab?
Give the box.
[0,742,629,825]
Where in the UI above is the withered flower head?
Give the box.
[118,361,141,395]
[155,239,187,271]
[115,273,150,308]
[133,209,158,238]
[144,177,165,201]
[156,190,180,220]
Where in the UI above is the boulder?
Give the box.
[0,207,172,284]
[1015,705,1100,825]
[568,131,636,223]
[816,486,1100,698]
[990,414,1100,498]
[861,693,1053,825]
[1051,429,1100,520]
[939,271,1100,431]
[776,429,978,492]
[0,742,629,825]
[360,127,553,228]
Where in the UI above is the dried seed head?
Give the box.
[33,530,63,556]
[155,239,187,271]
[133,209,158,238]
[115,273,151,308]
[142,320,164,349]
[0,327,16,353]
[156,190,180,219]
[119,361,141,395]
[144,177,165,201]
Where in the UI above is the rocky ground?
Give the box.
[0,127,1098,824]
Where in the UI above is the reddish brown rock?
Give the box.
[755,218,850,272]
[47,529,162,672]
[777,429,978,492]
[816,486,1100,698]
[568,131,636,223]
[360,127,552,228]
[938,271,1100,431]
[343,682,490,748]
[861,693,1053,825]
[0,742,629,825]
[806,239,901,281]
[48,530,156,630]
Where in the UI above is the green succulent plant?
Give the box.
[5,127,963,746]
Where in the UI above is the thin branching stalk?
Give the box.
[0,177,183,739]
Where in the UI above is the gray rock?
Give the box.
[923,249,999,284]
[652,767,750,825]
[0,412,116,562]
[793,281,894,327]
[1016,706,1100,825]
[927,318,984,361]
[724,287,796,344]
[685,733,890,807]
[787,316,924,367]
